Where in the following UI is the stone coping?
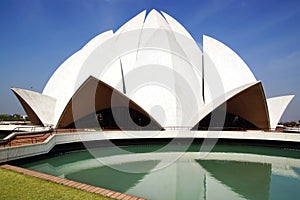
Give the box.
[1,164,145,200]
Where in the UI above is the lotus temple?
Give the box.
[11,9,293,131]
[2,9,300,200]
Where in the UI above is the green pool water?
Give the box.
[20,144,300,200]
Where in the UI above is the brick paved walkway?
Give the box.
[0,133,51,147]
[0,129,91,148]
[1,164,145,200]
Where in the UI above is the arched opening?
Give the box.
[192,82,270,131]
[192,110,257,131]
[56,76,163,130]
[66,107,162,130]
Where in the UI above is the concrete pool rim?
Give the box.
[1,130,300,164]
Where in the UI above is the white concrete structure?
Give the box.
[11,9,293,130]
[267,96,294,129]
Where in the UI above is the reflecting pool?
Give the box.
[20,144,300,200]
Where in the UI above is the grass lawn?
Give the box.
[0,168,113,200]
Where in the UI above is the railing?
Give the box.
[0,126,53,147]
[283,127,300,133]
[164,126,192,131]
[52,127,292,133]
[9,126,52,135]
[0,120,30,125]
[53,128,98,134]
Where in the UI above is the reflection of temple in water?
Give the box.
[125,159,271,200]
[24,151,300,200]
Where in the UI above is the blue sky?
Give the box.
[0,0,299,121]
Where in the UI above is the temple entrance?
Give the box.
[66,107,162,130]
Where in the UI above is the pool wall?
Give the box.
[1,130,300,163]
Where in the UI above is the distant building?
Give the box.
[11,10,293,130]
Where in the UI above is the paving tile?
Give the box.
[72,182,83,188]
[63,180,74,185]
[110,192,122,198]
[81,184,91,190]
[84,185,95,191]
[90,187,100,193]
[68,182,78,187]
[77,183,89,189]
[66,181,78,187]
[94,188,106,194]
[54,178,65,183]
[116,193,127,199]
[122,195,133,200]
[46,176,57,181]
[59,179,70,184]
[106,191,116,197]
[100,189,111,195]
